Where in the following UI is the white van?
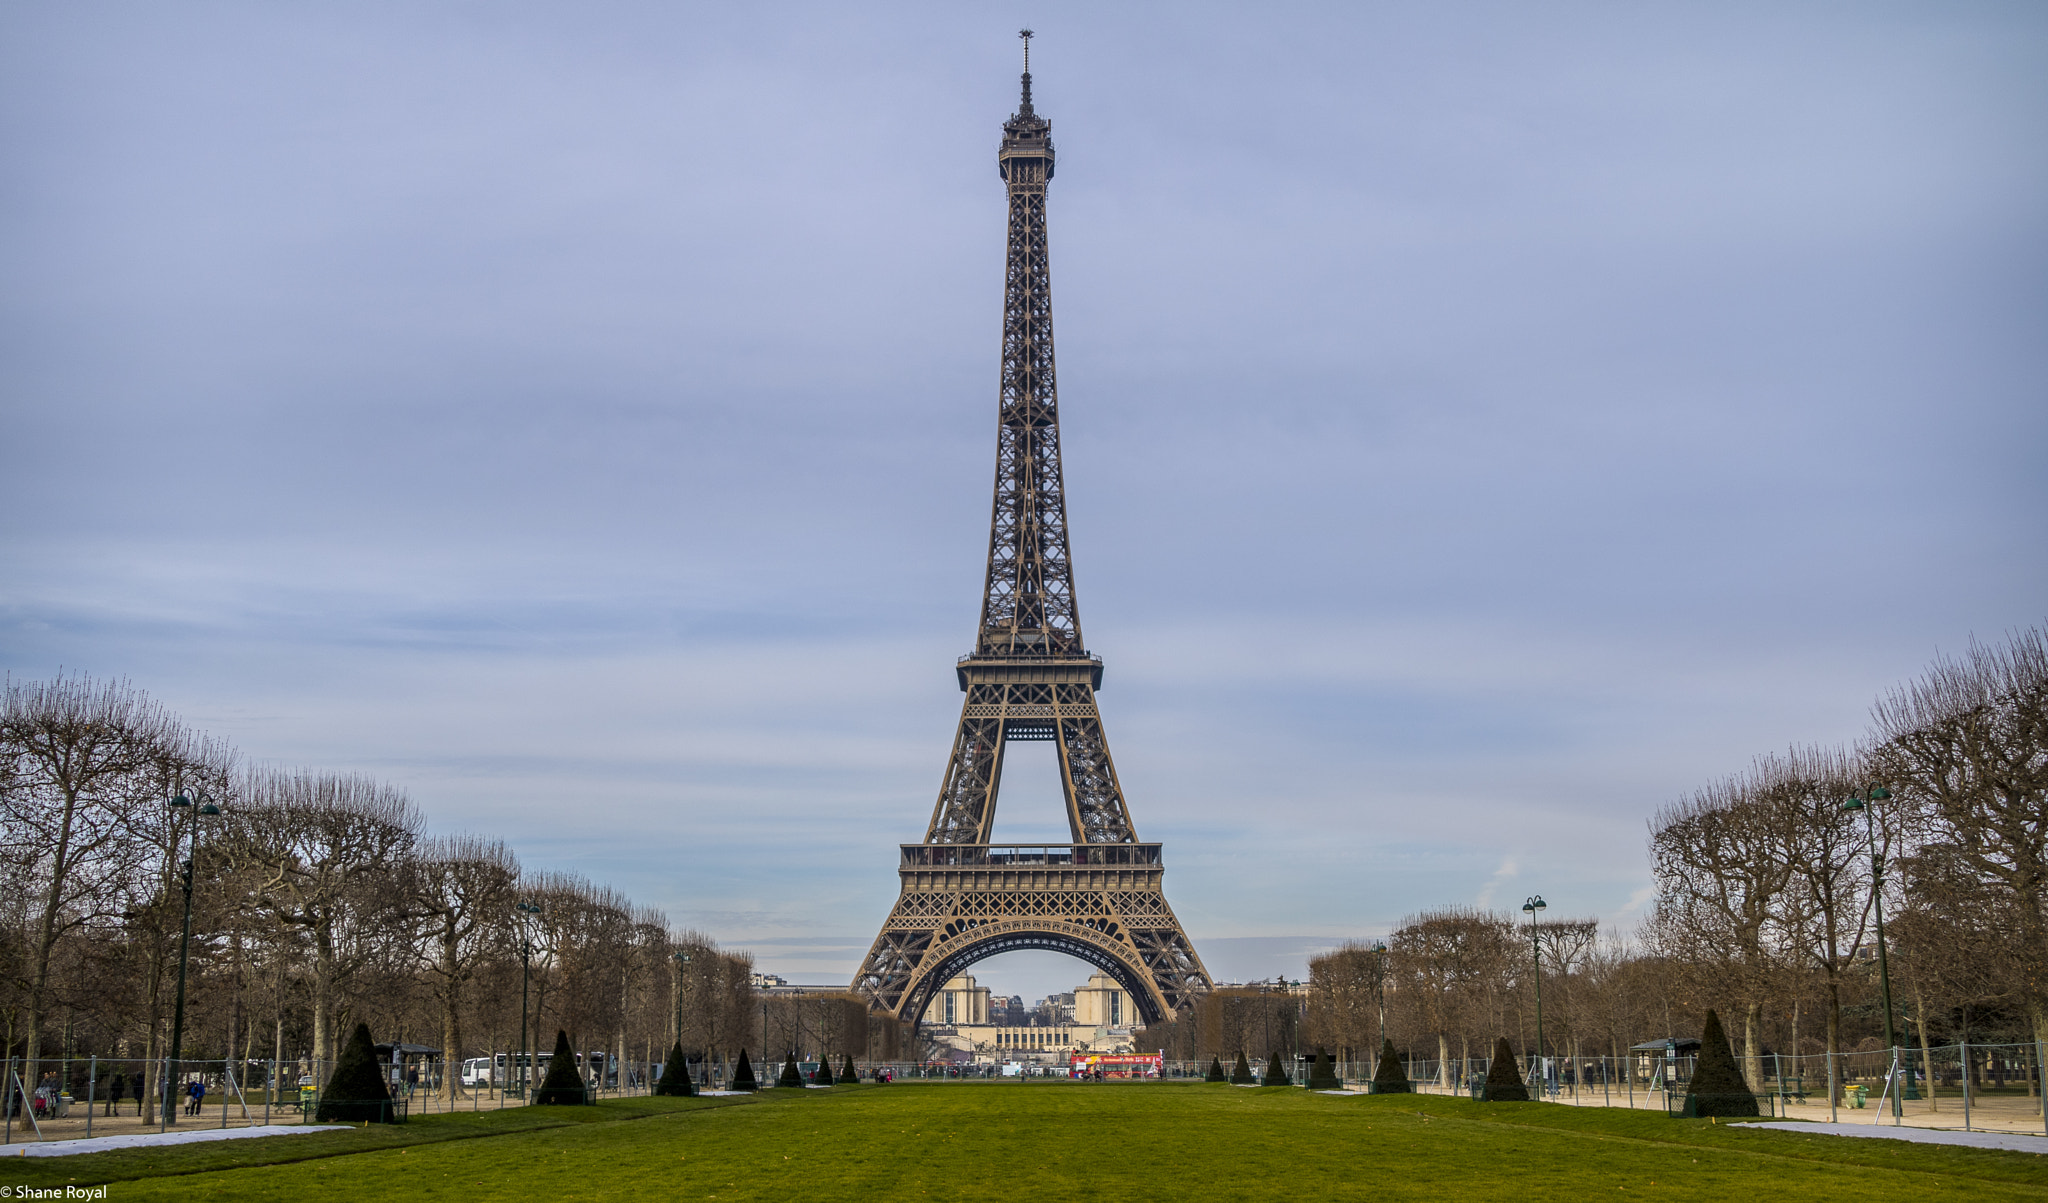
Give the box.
[460,1052,560,1087]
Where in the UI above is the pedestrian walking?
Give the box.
[185,1077,206,1116]
[107,1072,125,1116]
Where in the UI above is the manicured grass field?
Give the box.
[11,1082,2048,1201]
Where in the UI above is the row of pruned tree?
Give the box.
[1132,981,1305,1064]
[0,673,756,1121]
[1644,624,2046,1091]
[1303,911,1609,1079]
[1283,629,2044,1089]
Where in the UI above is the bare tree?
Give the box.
[1306,942,1384,1067]
[1531,917,1599,1074]
[1872,626,2048,1049]
[1389,907,1514,1085]
[0,675,219,1106]
[222,769,420,1063]
[1767,745,1878,1100]
[405,834,517,1100]
[1646,768,1800,1089]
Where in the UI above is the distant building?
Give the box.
[920,974,992,1027]
[1073,973,1133,1028]
[922,971,1138,1064]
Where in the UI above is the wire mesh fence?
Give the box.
[0,1052,705,1145]
[1319,1040,2048,1134]
[9,1041,2042,1145]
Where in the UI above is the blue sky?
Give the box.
[3,2,2044,1003]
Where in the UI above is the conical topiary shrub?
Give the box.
[777,1053,803,1088]
[731,1049,757,1092]
[841,1055,857,1083]
[655,1042,695,1097]
[315,1022,398,1122]
[1230,1051,1254,1084]
[534,1031,589,1105]
[1264,1051,1291,1087]
[1370,1038,1411,1094]
[1481,1037,1529,1102]
[1308,1051,1341,1091]
[814,1055,835,1086]
[1206,1056,1227,1083]
[1685,1010,1760,1118]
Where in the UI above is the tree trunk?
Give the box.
[312,928,336,1067]
[439,927,464,1102]
[1437,1033,1450,1089]
[1743,1002,1764,1092]
[2033,1002,2048,1117]
[1915,983,1937,1112]
[139,944,167,1125]
[1826,979,1843,1104]
[22,784,86,1100]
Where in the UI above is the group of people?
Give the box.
[15,1071,213,1118]
[0,1067,244,1124]
[100,1072,138,1115]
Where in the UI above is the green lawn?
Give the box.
[11,1083,2048,1201]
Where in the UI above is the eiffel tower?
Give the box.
[853,34,1212,1029]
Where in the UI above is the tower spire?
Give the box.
[1018,29,1035,116]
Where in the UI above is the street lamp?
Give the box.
[1372,941,1389,1053]
[1842,786,1901,1117]
[516,900,542,1096]
[673,950,691,1084]
[1522,895,1547,1092]
[162,792,221,1130]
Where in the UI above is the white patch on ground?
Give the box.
[7,1124,350,1158]
[1737,1121,2048,1154]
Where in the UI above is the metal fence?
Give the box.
[13,1042,2037,1145]
[1334,1040,2048,1135]
[0,1053,699,1145]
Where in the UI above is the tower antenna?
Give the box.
[1019,28,1032,74]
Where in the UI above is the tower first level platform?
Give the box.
[855,843,1209,1028]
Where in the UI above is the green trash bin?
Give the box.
[1847,1084,1868,1109]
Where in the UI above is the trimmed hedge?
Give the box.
[814,1055,835,1086]
[1206,1056,1227,1083]
[1263,1051,1291,1087]
[777,1053,803,1088]
[731,1049,757,1092]
[654,1042,695,1097]
[1684,1009,1760,1118]
[1481,1037,1528,1102]
[841,1055,858,1083]
[314,1022,399,1123]
[1230,1051,1254,1085]
[534,1030,589,1105]
[1370,1038,1411,1094]
[1307,1052,1341,1091]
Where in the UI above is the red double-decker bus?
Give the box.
[1069,1053,1162,1079]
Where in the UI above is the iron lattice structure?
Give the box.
[854,48,1212,1029]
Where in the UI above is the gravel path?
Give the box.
[6,1124,350,1158]
[1738,1120,2048,1154]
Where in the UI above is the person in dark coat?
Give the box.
[106,1072,126,1116]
